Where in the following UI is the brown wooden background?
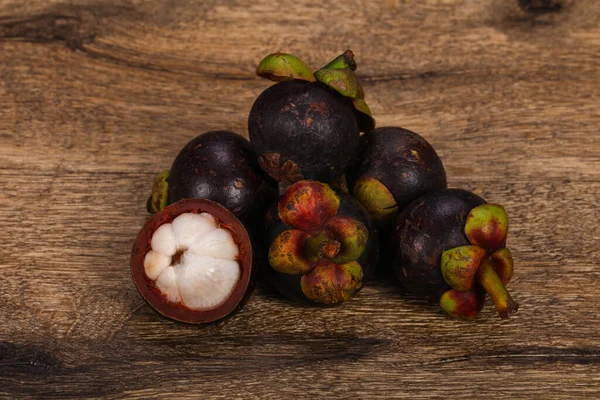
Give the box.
[1,0,599,398]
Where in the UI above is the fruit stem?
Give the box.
[317,240,341,260]
[320,50,357,71]
[305,233,340,261]
[476,259,519,318]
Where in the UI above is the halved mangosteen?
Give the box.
[131,199,254,324]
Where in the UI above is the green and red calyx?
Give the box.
[440,204,519,319]
[255,50,375,132]
[147,170,170,214]
[268,181,368,304]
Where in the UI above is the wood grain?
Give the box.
[1,0,599,398]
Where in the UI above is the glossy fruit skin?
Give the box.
[248,80,360,183]
[393,189,485,302]
[265,192,379,304]
[347,127,447,219]
[168,131,277,233]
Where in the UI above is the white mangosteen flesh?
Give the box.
[143,212,241,310]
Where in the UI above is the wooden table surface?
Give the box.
[1,0,599,398]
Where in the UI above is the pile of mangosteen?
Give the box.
[131,50,518,324]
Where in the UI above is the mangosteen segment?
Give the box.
[132,199,253,324]
[465,204,509,251]
[256,53,315,82]
[300,260,363,304]
[144,212,240,310]
[147,170,170,213]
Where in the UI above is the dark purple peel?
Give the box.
[166,131,277,233]
[394,189,519,319]
[348,127,447,228]
[249,80,360,183]
[394,189,484,301]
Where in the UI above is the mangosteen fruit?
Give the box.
[393,189,518,319]
[347,127,447,227]
[249,50,375,184]
[264,180,378,305]
[147,131,277,233]
[131,199,254,324]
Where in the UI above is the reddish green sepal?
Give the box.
[323,216,369,264]
[268,229,313,275]
[314,68,365,99]
[278,180,340,230]
[476,258,519,318]
[492,248,514,285]
[147,169,170,214]
[465,204,509,250]
[301,260,363,304]
[320,49,357,71]
[256,53,315,82]
[352,176,397,226]
[441,245,487,292]
[440,287,486,319]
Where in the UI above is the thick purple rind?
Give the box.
[249,80,360,183]
[393,189,485,302]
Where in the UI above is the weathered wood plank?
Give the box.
[1,0,599,398]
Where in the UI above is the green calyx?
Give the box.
[256,53,315,82]
[465,203,509,250]
[440,202,518,319]
[256,50,376,132]
[315,50,375,131]
[314,68,365,99]
[147,170,170,214]
[352,176,397,227]
[440,288,486,320]
[321,49,357,70]
[441,246,486,292]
